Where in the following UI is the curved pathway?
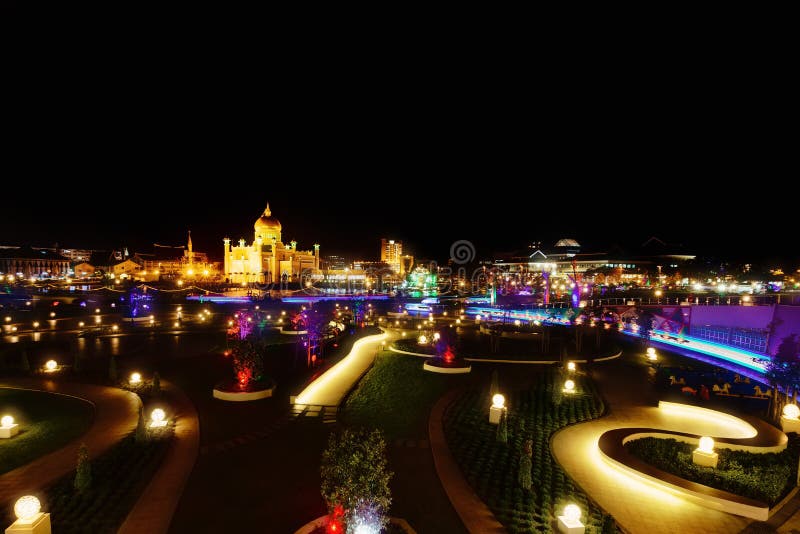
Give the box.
[0,378,139,506]
[293,330,395,407]
[428,389,505,533]
[550,357,766,533]
[119,379,199,534]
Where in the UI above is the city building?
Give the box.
[380,239,402,274]
[0,245,71,279]
[323,255,349,271]
[136,232,218,281]
[223,203,320,284]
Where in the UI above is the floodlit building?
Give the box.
[380,239,403,274]
[223,203,320,284]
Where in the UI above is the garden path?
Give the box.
[0,378,139,507]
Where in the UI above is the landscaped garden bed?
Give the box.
[0,424,175,534]
[443,369,614,533]
[625,436,800,506]
[0,388,94,475]
[342,353,459,439]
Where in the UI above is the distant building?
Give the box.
[380,239,402,274]
[0,245,70,279]
[323,255,349,271]
[135,232,219,281]
[223,203,320,284]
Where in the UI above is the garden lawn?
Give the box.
[626,436,800,506]
[444,369,614,534]
[342,353,457,439]
[0,426,174,534]
[0,388,94,475]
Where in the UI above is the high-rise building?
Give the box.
[380,239,402,274]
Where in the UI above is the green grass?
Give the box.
[444,369,614,533]
[0,388,94,475]
[342,353,458,439]
[0,426,174,534]
[626,436,800,506]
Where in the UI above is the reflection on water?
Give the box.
[110,337,120,356]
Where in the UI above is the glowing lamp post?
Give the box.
[567,362,576,372]
[557,503,584,534]
[781,404,800,433]
[563,379,576,394]
[489,393,506,424]
[0,415,19,439]
[129,372,142,385]
[692,436,718,468]
[150,408,167,428]
[44,360,58,373]
[6,495,50,534]
[646,347,657,361]
[418,335,428,345]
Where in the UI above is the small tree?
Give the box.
[74,443,91,494]
[321,428,392,533]
[135,406,147,443]
[496,409,508,443]
[20,349,30,374]
[518,439,532,491]
[152,371,161,396]
[108,354,117,383]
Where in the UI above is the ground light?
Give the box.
[44,360,58,372]
[567,362,576,372]
[563,379,575,393]
[130,372,142,385]
[8,495,50,533]
[693,436,718,467]
[489,394,505,424]
[150,408,167,428]
[557,503,584,533]
[781,404,800,433]
[646,347,658,361]
[0,415,19,439]
[418,335,427,345]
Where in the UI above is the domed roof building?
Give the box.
[224,202,320,285]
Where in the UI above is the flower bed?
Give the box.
[625,436,800,506]
[443,369,612,533]
[0,426,174,533]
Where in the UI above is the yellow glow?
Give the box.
[563,504,581,522]
[203,270,209,276]
[658,401,756,438]
[418,335,427,344]
[567,362,576,371]
[228,320,233,326]
[492,394,505,408]
[112,325,119,332]
[784,404,800,420]
[4,316,10,322]
[698,436,715,453]
[177,280,184,286]
[78,321,85,327]
[187,269,194,276]
[32,321,40,328]
[295,333,388,405]
[1,415,14,427]
[564,379,575,392]
[433,332,441,341]
[174,321,179,328]
[456,319,461,324]
[514,319,521,326]
[95,308,101,313]
[14,496,40,520]
[45,360,57,371]
[130,372,142,384]
[655,290,663,297]
[95,316,101,324]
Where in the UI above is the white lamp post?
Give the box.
[149,408,167,428]
[563,380,576,394]
[6,495,50,534]
[781,404,800,433]
[692,436,718,468]
[567,362,576,372]
[0,415,19,439]
[557,503,584,533]
[489,394,506,425]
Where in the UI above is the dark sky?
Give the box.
[3,72,796,268]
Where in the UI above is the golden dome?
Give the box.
[254,203,282,232]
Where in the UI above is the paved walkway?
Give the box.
[0,378,139,506]
[429,389,504,534]
[293,331,393,407]
[550,358,759,534]
[118,379,200,534]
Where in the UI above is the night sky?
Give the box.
[4,81,795,267]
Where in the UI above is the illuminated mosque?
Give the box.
[223,203,320,284]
